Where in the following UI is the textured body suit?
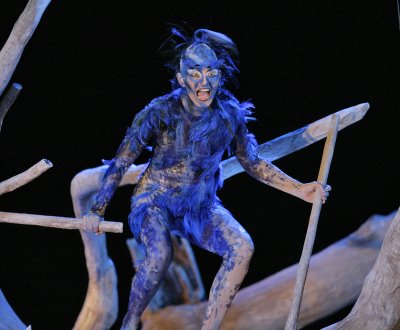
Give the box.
[91,87,277,328]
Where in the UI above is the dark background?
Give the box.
[0,1,399,329]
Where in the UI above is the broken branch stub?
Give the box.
[0,159,53,196]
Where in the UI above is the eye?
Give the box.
[207,69,219,77]
[188,70,202,79]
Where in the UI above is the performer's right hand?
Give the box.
[82,213,103,234]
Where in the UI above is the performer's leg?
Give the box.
[121,206,173,329]
[197,205,254,330]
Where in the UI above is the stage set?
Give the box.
[0,1,399,329]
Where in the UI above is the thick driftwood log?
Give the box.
[0,211,123,233]
[139,211,396,330]
[0,289,27,330]
[0,159,52,196]
[0,83,22,132]
[0,0,51,97]
[323,208,400,330]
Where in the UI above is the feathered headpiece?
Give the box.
[161,27,240,89]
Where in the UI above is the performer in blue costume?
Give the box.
[83,29,331,330]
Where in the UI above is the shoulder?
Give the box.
[133,90,180,123]
[216,88,255,130]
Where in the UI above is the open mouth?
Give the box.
[196,88,211,102]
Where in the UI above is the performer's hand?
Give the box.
[82,212,104,234]
[299,181,331,204]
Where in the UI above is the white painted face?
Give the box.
[176,43,221,110]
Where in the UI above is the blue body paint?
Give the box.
[89,29,284,330]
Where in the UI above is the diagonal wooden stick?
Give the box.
[285,114,340,330]
[0,159,53,196]
[0,211,123,233]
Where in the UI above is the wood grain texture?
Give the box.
[323,208,400,330]
[0,0,51,97]
[0,159,52,196]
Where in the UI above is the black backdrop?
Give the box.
[0,1,399,329]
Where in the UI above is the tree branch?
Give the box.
[0,159,52,196]
[0,211,123,233]
[0,0,52,97]
[0,83,22,132]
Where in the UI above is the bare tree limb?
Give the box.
[71,170,121,330]
[0,211,123,233]
[323,207,400,330]
[0,159,52,196]
[0,0,52,97]
[0,83,22,132]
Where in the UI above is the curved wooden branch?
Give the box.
[70,166,130,329]
[0,159,52,196]
[0,83,22,132]
[140,211,396,330]
[0,0,52,97]
[0,211,123,233]
[323,207,400,330]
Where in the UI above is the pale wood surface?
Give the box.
[71,173,120,330]
[0,211,123,233]
[0,159,52,196]
[0,0,52,97]
[140,211,396,330]
[285,115,340,329]
[323,207,400,330]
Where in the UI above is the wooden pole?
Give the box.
[0,159,53,196]
[0,211,123,233]
[285,114,340,330]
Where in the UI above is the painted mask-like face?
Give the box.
[176,43,221,110]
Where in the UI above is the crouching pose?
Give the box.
[83,28,331,330]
